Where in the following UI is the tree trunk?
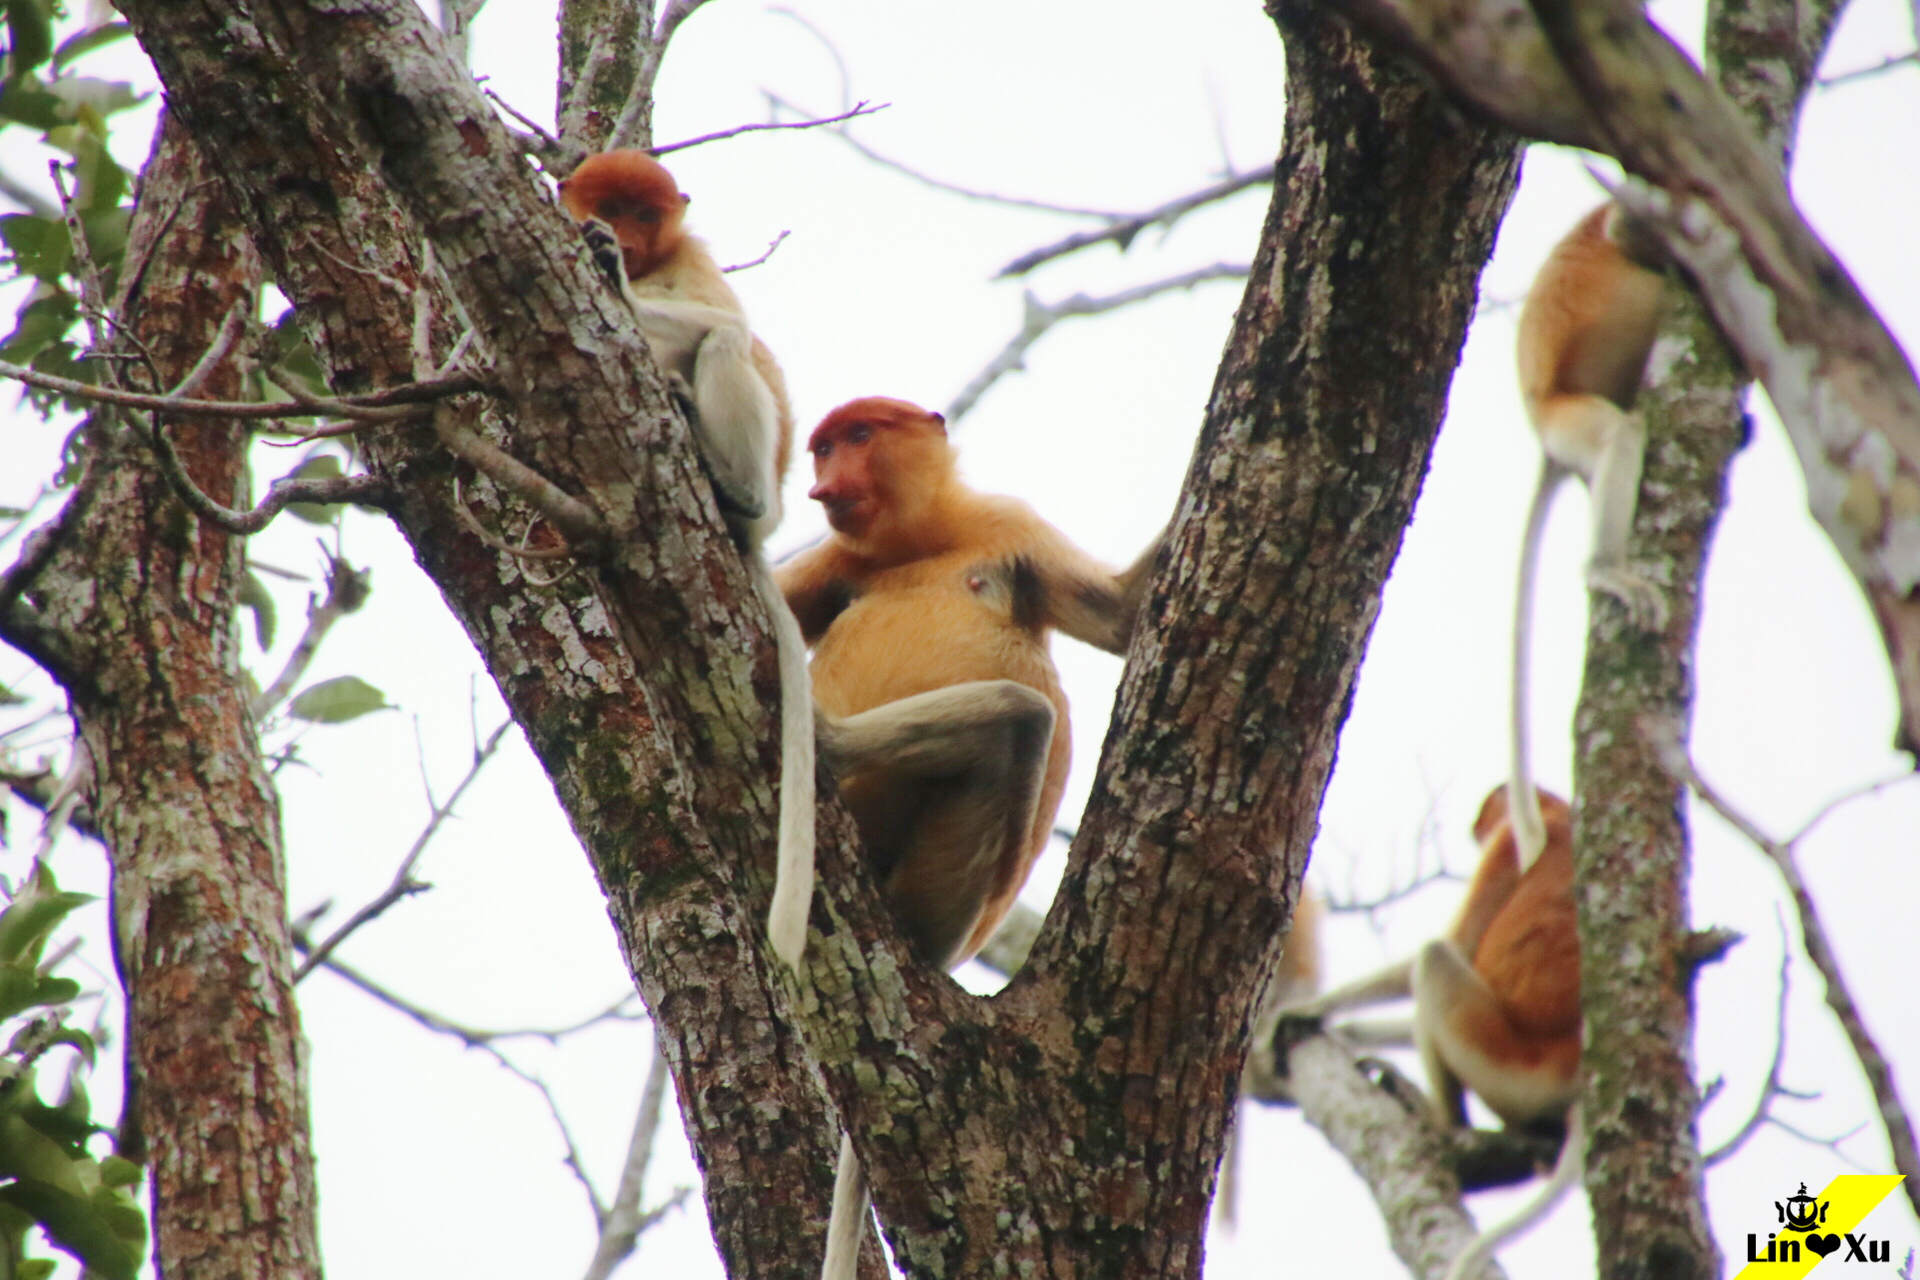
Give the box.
[6,115,323,1280]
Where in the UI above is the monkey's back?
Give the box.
[1517,204,1667,423]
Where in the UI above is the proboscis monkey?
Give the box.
[776,395,1160,1280]
[1279,788,1583,1277]
[1510,203,1667,867]
[1279,785,1579,1132]
[558,151,818,966]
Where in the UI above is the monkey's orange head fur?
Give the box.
[807,397,954,548]
[1472,784,1571,847]
[557,150,690,279]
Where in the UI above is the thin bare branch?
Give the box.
[721,231,790,274]
[1817,50,1920,87]
[48,162,108,350]
[434,418,609,548]
[168,301,250,399]
[995,167,1277,278]
[291,718,514,981]
[762,92,1134,218]
[1704,914,1794,1165]
[251,551,371,719]
[946,266,1248,423]
[652,101,888,156]
[582,1029,682,1280]
[0,359,487,419]
[1649,717,1920,1214]
[148,425,396,535]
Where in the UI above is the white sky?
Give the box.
[1,0,1917,1276]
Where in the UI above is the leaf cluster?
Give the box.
[0,864,145,1280]
[0,8,142,416]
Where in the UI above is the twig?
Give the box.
[582,1029,684,1280]
[1648,717,1920,1215]
[291,718,514,982]
[722,231,790,274]
[0,359,487,419]
[995,168,1277,278]
[294,940,643,1227]
[435,419,607,548]
[1704,913,1795,1165]
[251,550,371,719]
[29,744,91,864]
[1817,50,1920,87]
[945,265,1247,423]
[149,431,396,536]
[1323,865,1459,915]
[48,162,107,350]
[483,87,562,161]
[168,301,250,399]
[652,101,888,156]
[762,92,1129,218]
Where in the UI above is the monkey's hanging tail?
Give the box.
[820,1132,868,1280]
[1443,1105,1586,1280]
[1509,458,1567,872]
[757,559,817,967]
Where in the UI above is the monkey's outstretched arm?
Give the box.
[1027,527,1166,656]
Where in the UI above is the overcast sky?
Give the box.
[2,0,1918,1275]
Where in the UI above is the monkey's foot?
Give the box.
[580,219,626,291]
[1586,565,1668,631]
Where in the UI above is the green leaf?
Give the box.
[288,676,392,724]
[52,22,131,72]
[0,864,92,965]
[15,1098,91,1155]
[41,1028,92,1069]
[0,1113,84,1196]
[239,571,277,650]
[0,968,36,1023]
[17,1258,55,1280]
[282,453,344,524]
[96,1156,138,1189]
[0,289,78,363]
[5,0,53,80]
[0,217,70,283]
[0,77,60,129]
[25,975,77,1008]
[0,1179,142,1280]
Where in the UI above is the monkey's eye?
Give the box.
[847,425,872,445]
[811,441,833,459]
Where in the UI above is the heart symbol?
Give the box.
[1804,1233,1841,1257]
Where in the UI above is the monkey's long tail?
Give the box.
[1509,459,1566,872]
[1443,1105,1585,1280]
[757,559,817,966]
[821,1132,868,1280]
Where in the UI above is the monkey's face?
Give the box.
[557,151,690,278]
[808,420,879,537]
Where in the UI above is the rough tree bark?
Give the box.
[90,0,1515,1274]
[0,116,323,1280]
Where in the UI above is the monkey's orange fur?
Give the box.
[1419,786,1580,1130]
[1517,205,1665,436]
[558,150,794,485]
[778,397,1143,963]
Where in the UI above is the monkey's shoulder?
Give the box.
[631,235,745,310]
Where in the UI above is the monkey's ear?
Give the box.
[679,192,692,207]
[929,411,948,434]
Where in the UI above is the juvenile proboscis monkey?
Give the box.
[1279,786,1582,1278]
[775,396,1160,1280]
[1509,203,1667,867]
[558,151,818,967]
